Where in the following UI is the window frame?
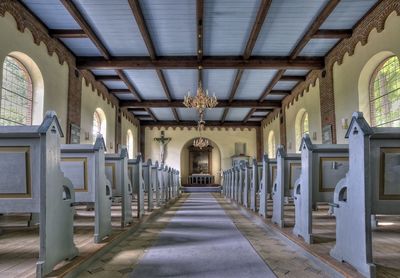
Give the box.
[0,55,34,126]
[369,55,400,127]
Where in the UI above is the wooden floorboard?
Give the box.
[0,193,160,278]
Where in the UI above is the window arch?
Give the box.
[92,108,106,143]
[268,131,276,158]
[1,56,33,125]
[126,129,134,158]
[369,56,400,127]
[295,109,310,151]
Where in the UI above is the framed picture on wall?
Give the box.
[322,125,332,144]
[70,123,81,144]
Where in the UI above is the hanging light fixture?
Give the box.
[183,81,218,114]
[193,112,209,149]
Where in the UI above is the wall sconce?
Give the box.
[109,142,113,150]
[84,131,90,140]
[341,118,349,130]
[312,131,317,141]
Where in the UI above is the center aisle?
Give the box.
[130,192,275,278]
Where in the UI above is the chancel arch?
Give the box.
[180,137,221,186]
[1,52,43,126]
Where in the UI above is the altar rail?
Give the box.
[188,175,215,185]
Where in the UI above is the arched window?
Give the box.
[268,131,276,158]
[0,56,33,125]
[126,129,134,158]
[92,108,106,143]
[295,109,310,151]
[300,112,309,135]
[370,56,400,127]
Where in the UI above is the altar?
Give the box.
[187,145,215,185]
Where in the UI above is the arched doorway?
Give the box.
[180,137,221,186]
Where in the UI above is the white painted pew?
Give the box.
[330,112,400,278]
[142,158,154,212]
[106,147,133,226]
[259,155,276,218]
[152,161,161,206]
[0,111,78,277]
[128,154,144,218]
[60,135,112,243]
[272,146,301,228]
[293,134,348,244]
[158,163,166,204]
[250,159,261,212]
[243,162,252,208]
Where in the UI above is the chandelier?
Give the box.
[183,81,218,114]
[193,112,209,149]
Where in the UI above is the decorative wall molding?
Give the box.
[0,0,139,128]
[325,0,400,71]
[262,0,400,132]
[145,126,257,132]
[0,0,74,66]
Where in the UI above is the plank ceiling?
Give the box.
[21,0,378,125]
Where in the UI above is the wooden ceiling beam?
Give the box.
[197,0,204,62]
[120,99,281,108]
[243,0,272,59]
[109,89,131,94]
[127,0,157,59]
[60,0,110,59]
[259,0,340,102]
[95,75,121,82]
[144,108,158,122]
[223,0,272,122]
[49,29,87,38]
[76,56,324,70]
[127,0,179,122]
[259,70,285,101]
[280,75,305,82]
[312,29,352,39]
[290,0,341,59]
[269,90,291,96]
[243,108,257,123]
[141,121,260,127]
[116,70,143,101]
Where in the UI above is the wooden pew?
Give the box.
[152,161,161,207]
[330,112,400,278]
[142,159,153,212]
[293,134,349,244]
[259,155,277,218]
[60,135,112,243]
[243,162,252,208]
[158,163,166,204]
[128,154,144,218]
[0,111,78,277]
[272,146,301,228]
[106,147,133,226]
[250,159,262,212]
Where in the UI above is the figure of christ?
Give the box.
[154,131,171,164]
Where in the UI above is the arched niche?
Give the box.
[180,138,221,185]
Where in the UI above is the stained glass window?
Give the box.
[0,56,33,125]
[370,56,400,127]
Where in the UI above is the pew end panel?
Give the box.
[60,135,112,243]
[106,147,133,227]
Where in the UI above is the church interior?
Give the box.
[0,0,399,277]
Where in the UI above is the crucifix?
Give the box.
[154,131,171,164]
